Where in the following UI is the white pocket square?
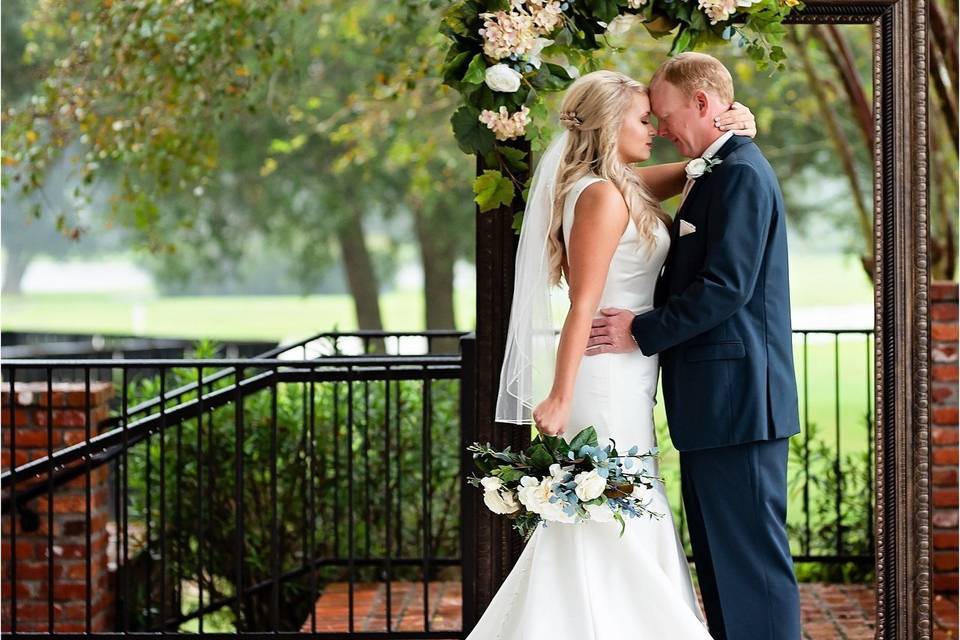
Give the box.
[679,219,697,237]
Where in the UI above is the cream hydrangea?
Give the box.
[698,0,738,24]
[479,10,538,59]
[526,0,564,33]
[479,105,531,141]
[480,1,564,61]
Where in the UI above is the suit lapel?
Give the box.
[657,136,754,297]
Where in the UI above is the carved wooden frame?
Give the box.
[468,1,930,637]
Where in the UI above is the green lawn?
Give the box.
[1,252,871,341]
[0,290,479,341]
[787,252,873,308]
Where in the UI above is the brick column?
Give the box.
[931,281,959,594]
[1,381,114,632]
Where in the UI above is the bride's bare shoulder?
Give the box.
[575,179,628,224]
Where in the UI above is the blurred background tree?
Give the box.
[2,0,956,339]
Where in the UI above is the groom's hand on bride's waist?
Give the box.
[586,308,639,355]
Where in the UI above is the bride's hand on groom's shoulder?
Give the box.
[532,395,569,437]
[715,101,757,138]
[586,308,639,356]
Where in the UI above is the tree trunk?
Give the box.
[929,33,959,148]
[817,26,874,152]
[790,26,874,277]
[930,0,958,90]
[412,206,458,352]
[931,114,958,280]
[336,213,385,339]
[2,248,31,294]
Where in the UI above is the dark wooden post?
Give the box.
[462,148,532,630]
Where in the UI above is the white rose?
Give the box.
[574,469,607,502]
[541,495,577,523]
[585,502,616,523]
[501,490,521,513]
[685,157,708,179]
[480,476,503,492]
[525,37,554,70]
[485,63,522,93]
[517,476,545,513]
[606,14,639,36]
[549,463,566,478]
[483,489,520,514]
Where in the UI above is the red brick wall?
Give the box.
[1,381,114,632]
[931,281,959,594]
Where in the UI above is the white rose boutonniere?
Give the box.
[484,63,523,93]
[685,156,723,180]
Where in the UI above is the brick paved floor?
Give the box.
[302,581,958,639]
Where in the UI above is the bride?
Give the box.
[467,70,756,639]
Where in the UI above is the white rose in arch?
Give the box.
[485,63,523,93]
[685,157,708,179]
[574,469,607,502]
[526,38,554,70]
[606,14,639,36]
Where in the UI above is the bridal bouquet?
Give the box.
[467,426,663,540]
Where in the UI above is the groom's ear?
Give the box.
[694,90,710,116]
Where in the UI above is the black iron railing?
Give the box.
[666,329,876,573]
[2,333,467,637]
[1,328,874,637]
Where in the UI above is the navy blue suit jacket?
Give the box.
[631,135,800,452]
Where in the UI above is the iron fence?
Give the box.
[1,328,875,637]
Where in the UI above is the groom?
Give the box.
[588,53,801,640]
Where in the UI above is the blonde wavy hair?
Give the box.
[548,70,670,286]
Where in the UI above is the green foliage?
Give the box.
[787,421,875,583]
[2,0,295,242]
[440,0,800,225]
[473,169,515,211]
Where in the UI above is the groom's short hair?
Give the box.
[650,52,734,105]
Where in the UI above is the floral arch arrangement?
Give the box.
[440,0,798,216]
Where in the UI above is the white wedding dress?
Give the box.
[467,175,711,640]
